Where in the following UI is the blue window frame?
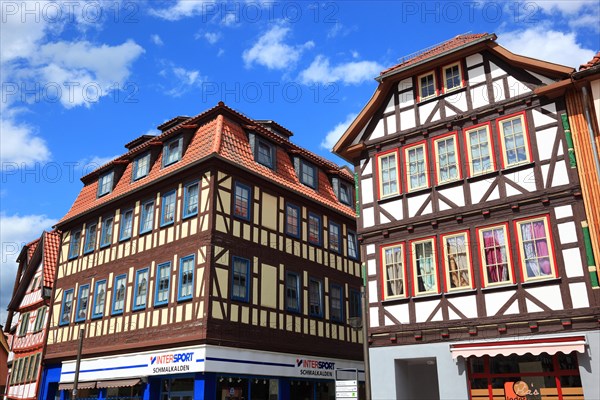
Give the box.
[75,284,90,322]
[285,204,300,238]
[330,283,343,323]
[160,190,177,227]
[329,222,341,253]
[309,277,323,318]
[231,256,250,302]
[100,216,114,248]
[83,223,97,254]
[97,170,114,197]
[68,230,82,260]
[132,152,151,181]
[233,182,251,221]
[349,289,361,318]
[133,268,149,311]
[162,136,183,167]
[140,200,155,234]
[348,231,359,260]
[308,213,322,246]
[155,262,171,306]
[119,208,134,241]
[285,272,300,313]
[59,288,74,326]
[92,279,107,319]
[111,274,127,315]
[183,181,199,218]
[300,159,317,189]
[178,255,195,301]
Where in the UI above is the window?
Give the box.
[75,284,90,322]
[465,123,495,176]
[83,223,97,254]
[349,289,361,318]
[92,279,107,319]
[348,231,359,260]
[140,200,155,234]
[404,142,429,192]
[132,152,151,181]
[160,190,176,226]
[33,307,47,332]
[155,262,171,306]
[59,289,74,326]
[299,159,317,189]
[231,257,250,302]
[119,208,134,241]
[285,272,300,312]
[256,138,275,169]
[498,113,531,168]
[68,229,81,259]
[381,243,406,299]
[133,268,149,311]
[285,204,300,237]
[309,278,323,317]
[163,136,183,167]
[183,181,199,218]
[443,62,462,92]
[100,216,114,248]
[338,181,352,206]
[178,255,195,301]
[412,238,438,296]
[29,277,40,292]
[418,71,437,100]
[97,171,114,197]
[112,274,127,315]
[434,133,460,184]
[442,232,472,291]
[18,312,29,336]
[330,284,343,322]
[329,222,341,253]
[478,224,513,287]
[376,150,400,199]
[308,213,321,245]
[233,182,251,221]
[515,215,557,282]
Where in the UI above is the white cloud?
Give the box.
[0,117,51,165]
[0,213,57,326]
[499,28,596,68]
[148,0,212,21]
[158,63,205,97]
[204,32,222,45]
[151,34,164,46]
[217,49,225,57]
[321,113,358,150]
[242,24,314,70]
[535,1,595,15]
[221,13,238,27]
[300,55,382,85]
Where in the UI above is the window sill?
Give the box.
[99,243,111,250]
[139,230,152,237]
[182,212,198,220]
[154,302,168,308]
[481,283,517,292]
[381,296,409,304]
[521,276,561,287]
[132,307,146,312]
[405,186,431,196]
[412,292,442,301]
[233,215,251,222]
[177,297,193,303]
[160,221,175,228]
[91,315,103,320]
[467,170,499,182]
[83,250,95,255]
[444,288,477,297]
[501,161,535,174]
[119,236,132,243]
[435,179,462,190]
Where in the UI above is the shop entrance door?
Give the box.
[160,377,194,400]
[394,358,440,400]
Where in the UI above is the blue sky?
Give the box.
[1,0,599,324]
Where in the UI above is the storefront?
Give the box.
[40,345,364,400]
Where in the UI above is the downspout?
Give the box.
[561,114,577,168]
[580,86,600,179]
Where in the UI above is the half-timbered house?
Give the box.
[4,231,61,400]
[333,33,600,400]
[40,102,363,400]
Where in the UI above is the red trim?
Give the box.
[432,131,462,185]
[375,148,401,200]
[416,70,437,103]
[476,222,515,287]
[441,61,465,94]
[495,111,532,169]
[452,335,585,349]
[402,140,430,193]
[440,230,474,292]
[462,121,496,178]
[379,241,407,300]
[409,236,439,296]
[512,214,559,282]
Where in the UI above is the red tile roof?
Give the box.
[26,239,40,261]
[58,103,355,225]
[42,230,61,288]
[380,33,492,76]
[580,52,600,70]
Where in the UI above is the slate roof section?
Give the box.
[579,51,600,71]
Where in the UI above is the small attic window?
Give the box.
[132,152,151,181]
[331,177,353,206]
[163,136,183,167]
[97,171,114,197]
[256,138,275,169]
[298,159,317,189]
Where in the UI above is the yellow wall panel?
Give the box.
[261,193,277,230]
[253,277,258,305]
[260,310,267,327]
[212,301,223,319]
[231,304,238,322]
[260,264,277,309]
[215,267,229,299]
[241,307,249,324]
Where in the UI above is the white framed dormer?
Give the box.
[442,62,464,93]
[417,70,437,102]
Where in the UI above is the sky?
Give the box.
[1,0,599,325]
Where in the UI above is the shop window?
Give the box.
[285,203,300,238]
[433,133,460,184]
[183,181,199,218]
[285,271,300,313]
[68,229,82,259]
[155,262,171,306]
[404,142,429,192]
[442,231,473,291]
[381,243,406,299]
[100,216,114,248]
[178,254,195,301]
[465,123,495,177]
[348,231,359,260]
[83,222,97,254]
[59,288,74,326]
[308,212,321,246]
[133,268,149,311]
[418,71,437,101]
[411,238,438,295]
[329,222,341,253]
[497,112,531,168]
[232,256,250,302]
[112,274,127,315]
[119,208,134,241]
[97,170,114,197]
[160,190,177,226]
[376,150,400,199]
[233,182,251,221]
[309,277,323,317]
[162,136,183,167]
[216,377,249,400]
[75,284,90,322]
[477,224,514,287]
[92,279,107,319]
[132,152,151,181]
[140,199,155,234]
[330,283,343,322]
[515,215,557,282]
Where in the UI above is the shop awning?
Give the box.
[58,381,96,390]
[96,378,142,388]
[450,335,587,360]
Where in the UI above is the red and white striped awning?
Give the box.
[450,335,587,360]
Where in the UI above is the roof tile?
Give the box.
[42,231,61,288]
[579,51,600,71]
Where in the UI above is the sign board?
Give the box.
[335,369,359,399]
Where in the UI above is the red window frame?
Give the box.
[409,236,440,296]
[513,214,559,282]
[496,111,533,169]
[440,230,475,292]
[441,61,466,94]
[375,148,401,199]
[380,241,408,300]
[432,131,462,185]
[463,121,497,177]
[403,140,430,193]
[476,222,516,287]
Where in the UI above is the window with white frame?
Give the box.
[83,223,97,254]
[183,181,199,218]
[434,134,459,184]
[330,284,343,322]
[60,289,73,325]
[163,136,183,167]
[377,151,399,198]
[309,278,323,317]
[100,216,113,248]
[382,243,405,299]
[443,63,462,92]
[418,72,436,100]
[119,208,134,240]
[478,225,512,286]
[412,238,438,295]
[132,152,151,181]
[75,284,90,322]
[97,171,114,197]
[133,268,148,311]
[498,113,531,167]
[465,124,494,176]
[92,279,106,318]
[155,262,171,306]
[285,272,300,312]
[161,190,176,226]
[140,200,155,234]
[442,232,472,290]
[112,274,127,315]
[178,255,194,301]
[33,307,46,332]
[68,230,81,259]
[405,143,428,191]
[329,222,341,253]
[232,257,250,302]
[516,215,557,281]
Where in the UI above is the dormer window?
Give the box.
[163,136,183,167]
[97,171,114,197]
[443,62,463,92]
[332,177,353,206]
[256,138,275,169]
[418,71,436,101]
[299,159,317,189]
[132,152,151,181]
